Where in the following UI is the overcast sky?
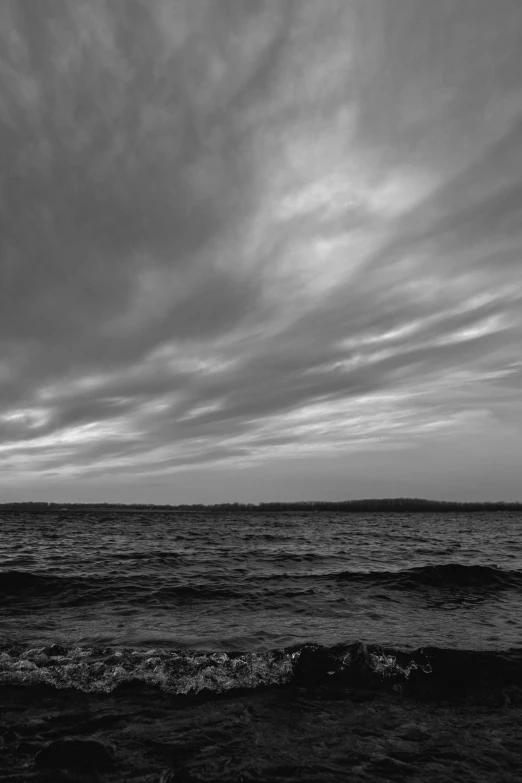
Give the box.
[1,0,522,503]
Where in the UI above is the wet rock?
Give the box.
[386,737,422,760]
[396,722,430,741]
[42,644,68,657]
[159,771,177,782]
[370,753,417,775]
[34,737,115,771]
[159,769,202,782]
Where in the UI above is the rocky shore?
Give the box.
[1,681,521,782]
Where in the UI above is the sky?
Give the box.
[1,0,522,504]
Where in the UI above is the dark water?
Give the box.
[1,510,521,696]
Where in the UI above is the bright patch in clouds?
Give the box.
[1,1,522,502]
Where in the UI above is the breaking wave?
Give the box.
[1,641,521,697]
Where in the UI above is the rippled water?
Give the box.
[1,510,521,654]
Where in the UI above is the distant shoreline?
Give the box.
[1,498,521,514]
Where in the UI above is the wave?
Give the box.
[1,641,521,697]
[334,563,522,590]
[0,570,242,606]
[1,563,521,611]
[0,570,87,598]
[270,552,324,562]
[105,551,186,562]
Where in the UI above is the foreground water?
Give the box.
[1,509,522,781]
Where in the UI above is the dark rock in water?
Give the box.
[397,722,430,741]
[160,770,180,782]
[386,737,422,761]
[369,753,417,775]
[42,643,68,657]
[159,769,202,782]
[34,737,115,770]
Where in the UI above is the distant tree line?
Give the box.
[1,498,521,513]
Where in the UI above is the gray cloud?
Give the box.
[1,0,522,500]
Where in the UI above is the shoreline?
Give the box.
[3,508,521,517]
[2,499,522,515]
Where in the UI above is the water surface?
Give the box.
[1,510,521,653]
